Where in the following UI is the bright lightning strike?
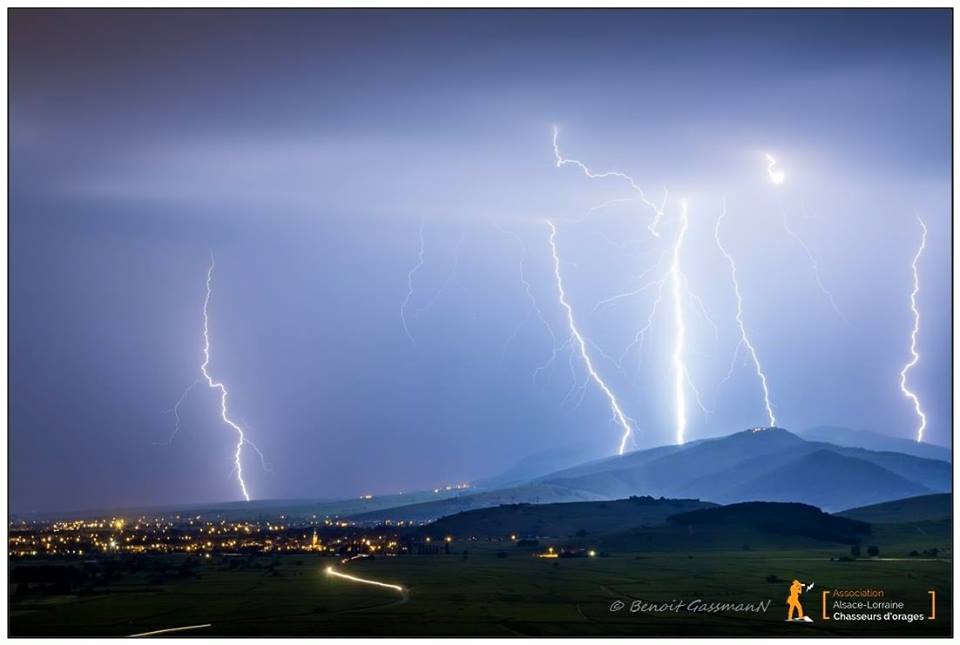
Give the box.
[201,255,255,502]
[553,126,666,237]
[325,566,405,593]
[669,201,690,445]
[715,200,776,427]
[546,219,636,455]
[900,216,928,443]
[400,217,426,345]
[765,153,785,185]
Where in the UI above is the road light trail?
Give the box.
[201,255,255,502]
[900,216,928,442]
[715,200,776,427]
[326,566,405,593]
[128,624,212,638]
[546,219,636,455]
[553,126,666,237]
[400,217,426,344]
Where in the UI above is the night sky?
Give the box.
[10,9,951,513]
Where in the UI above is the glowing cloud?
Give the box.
[765,152,785,185]
[899,216,928,443]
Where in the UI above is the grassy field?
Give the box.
[9,539,951,637]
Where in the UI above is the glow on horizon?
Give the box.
[545,219,636,455]
[715,200,776,427]
[325,566,404,592]
[899,216,928,443]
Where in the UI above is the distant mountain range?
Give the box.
[797,426,950,462]
[348,427,950,521]
[18,426,948,524]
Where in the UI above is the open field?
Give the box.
[10,539,950,637]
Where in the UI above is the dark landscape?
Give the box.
[9,428,952,637]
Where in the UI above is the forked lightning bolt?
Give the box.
[715,200,776,427]
[155,379,199,446]
[781,211,850,327]
[553,126,666,237]
[900,216,928,443]
[767,153,850,327]
[494,222,559,371]
[201,255,256,502]
[546,219,635,455]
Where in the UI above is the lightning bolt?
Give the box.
[494,222,560,377]
[155,379,199,446]
[400,217,426,345]
[546,219,636,455]
[715,199,776,427]
[617,277,667,368]
[200,254,255,502]
[767,152,849,327]
[553,126,666,237]
[781,210,851,327]
[416,229,465,315]
[900,216,928,443]
[669,200,691,445]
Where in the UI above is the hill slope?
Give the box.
[537,428,945,512]
[419,496,715,539]
[596,501,870,551]
[837,493,952,523]
[798,426,950,462]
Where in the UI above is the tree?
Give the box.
[850,545,861,558]
[867,545,880,558]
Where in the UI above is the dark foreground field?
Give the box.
[9,540,951,637]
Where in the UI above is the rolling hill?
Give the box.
[417,496,715,540]
[837,493,952,523]
[595,501,871,551]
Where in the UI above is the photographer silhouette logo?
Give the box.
[787,579,814,623]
